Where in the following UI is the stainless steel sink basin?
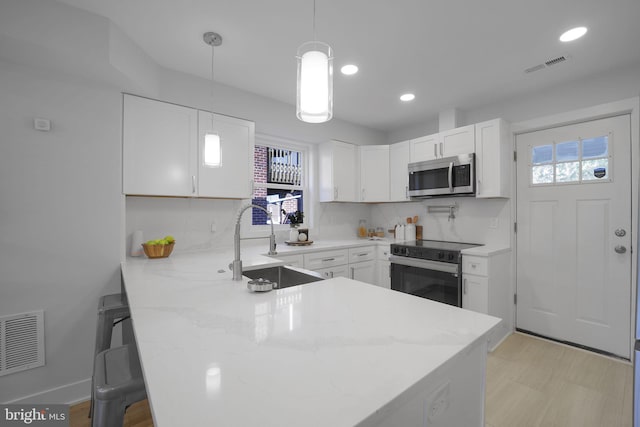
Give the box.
[243,265,324,289]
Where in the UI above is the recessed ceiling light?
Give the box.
[559,26,587,42]
[341,64,358,75]
[400,93,415,102]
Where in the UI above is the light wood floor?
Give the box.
[70,332,633,427]
[485,332,633,427]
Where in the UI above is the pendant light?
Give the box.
[296,0,333,123]
[203,31,222,167]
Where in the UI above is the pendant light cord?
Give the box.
[313,0,316,41]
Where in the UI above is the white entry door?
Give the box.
[516,114,632,358]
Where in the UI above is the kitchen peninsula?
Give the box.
[121,249,501,426]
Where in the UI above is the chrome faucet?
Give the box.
[231,204,277,281]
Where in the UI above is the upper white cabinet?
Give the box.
[359,145,390,202]
[410,125,475,163]
[474,118,510,198]
[123,94,254,199]
[389,140,411,202]
[197,111,254,199]
[318,140,358,202]
[123,94,198,196]
[410,133,439,162]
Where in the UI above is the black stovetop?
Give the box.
[390,239,481,262]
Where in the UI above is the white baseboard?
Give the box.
[5,377,91,405]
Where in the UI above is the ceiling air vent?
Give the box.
[524,54,571,74]
[0,310,45,377]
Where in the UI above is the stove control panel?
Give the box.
[391,244,461,264]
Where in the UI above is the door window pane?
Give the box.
[582,159,609,181]
[556,141,579,162]
[556,162,579,182]
[532,145,553,165]
[582,136,608,159]
[532,165,554,184]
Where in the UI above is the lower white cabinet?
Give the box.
[376,245,391,289]
[316,265,349,279]
[303,249,349,271]
[350,260,376,283]
[462,250,511,350]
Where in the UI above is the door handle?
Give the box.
[615,245,627,254]
[615,228,626,237]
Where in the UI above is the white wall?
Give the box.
[0,60,123,403]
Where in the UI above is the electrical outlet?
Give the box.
[425,382,450,425]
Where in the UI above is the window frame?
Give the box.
[244,134,311,234]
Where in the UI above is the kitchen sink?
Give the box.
[243,265,324,289]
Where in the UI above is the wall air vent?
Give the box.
[524,54,571,74]
[545,55,568,67]
[0,310,45,377]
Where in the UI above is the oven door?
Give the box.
[389,256,461,307]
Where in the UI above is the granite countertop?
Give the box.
[122,247,500,426]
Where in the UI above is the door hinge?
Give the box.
[514,294,517,305]
[513,151,517,162]
[514,222,517,233]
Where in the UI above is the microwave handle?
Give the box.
[448,161,454,192]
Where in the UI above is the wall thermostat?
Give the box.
[34,118,51,132]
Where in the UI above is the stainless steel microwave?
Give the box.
[408,153,475,198]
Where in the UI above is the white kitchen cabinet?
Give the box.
[123,94,197,196]
[349,260,376,283]
[440,124,475,157]
[410,133,439,162]
[198,111,254,199]
[318,140,358,202]
[316,265,350,279]
[303,249,349,271]
[389,140,411,202]
[348,246,376,263]
[462,250,511,350]
[376,244,391,289]
[409,125,475,163]
[123,94,255,199]
[474,118,511,198]
[359,145,390,202]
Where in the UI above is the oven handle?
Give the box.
[389,255,459,275]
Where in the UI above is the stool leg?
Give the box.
[92,397,127,427]
[90,311,115,418]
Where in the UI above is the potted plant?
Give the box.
[283,209,304,227]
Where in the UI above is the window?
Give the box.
[251,142,307,226]
[531,135,610,186]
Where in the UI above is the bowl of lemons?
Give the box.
[141,235,176,259]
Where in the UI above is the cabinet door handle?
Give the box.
[330,271,334,278]
[192,176,196,194]
[405,185,409,199]
[463,278,467,294]
[322,258,335,262]
[357,253,367,257]
[433,144,437,158]
[350,267,355,279]
[362,188,366,201]
[334,186,338,199]
[439,142,443,157]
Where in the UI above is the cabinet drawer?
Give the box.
[315,265,349,279]
[348,246,376,263]
[462,255,488,276]
[304,249,349,270]
[376,245,391,260]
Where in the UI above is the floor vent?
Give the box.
[0,310,45,376]
[524,54,571,73]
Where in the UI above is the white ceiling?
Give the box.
[55,0,640,132]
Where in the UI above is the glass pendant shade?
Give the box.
[204,132,221,167]
[296,41,333,123]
